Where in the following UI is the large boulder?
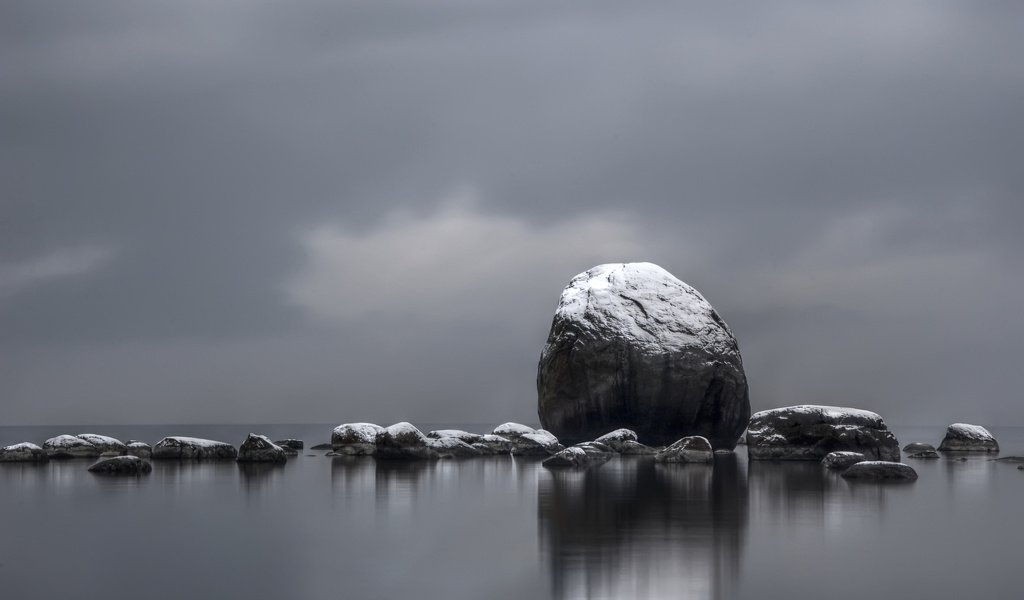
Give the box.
[88,456,152,475]
[43,435,100,458]
[0,442,49,462]
[654,436,714,464]
[747,405,900,461]
[237,434,288,463]
[841,461,918,482]
[152,437,237,460]
[937,423,999,453]
[537,262,749,448]
[331,423,384,456]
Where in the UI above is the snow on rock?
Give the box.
[903,442,936,454]
[938,423,999,453]
[88,455,152,475]
[542,442,615,469]
[492,423,536,437]
[537,262,749,448]
[747,405,900,461]
[841,461,918,482]
[594,429,638,452]
[43,435,100,458]
[821,451,866,470]
[76,434,127,455]
[427,437,482,459]
[654,436,714,464]
[375,422,434,460]
[331,423,384,455]
[472,435,514,455]
[152,437,238,460]
[0,442,49,462]
[426,429,484,444]
[237,433,288,463]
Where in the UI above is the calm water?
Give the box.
[1,424,1021,600]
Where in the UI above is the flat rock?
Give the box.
[375,422,434,460]
[747,405,900,461]
[126,442,152,459]
[537,263,750,449]
[237,433,288,463]
[331,423,384,456]
[542,443,614,469]
[43,435,100,459]
[426,429,484,444]
[654,436,714,464]
[841,461,918,482]
[76,434,127,455]
[152,436,238,460]
[938,423,999,453]
[427,437,482,459]
[274,439,304,450]
[822,451,866,470]
[993,456,1024,463]
[88,455,152,475]
[0,442,49,462]
[310,443,333,450]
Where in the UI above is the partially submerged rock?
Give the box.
[274,439,304,450]
[993,456,1024,463]
[618,440,658,455]
[593,429,638,452]
[491,423,562,456]
[237,434,288,463]
[906,450,940,459]
[152,437,238,460]
[331,423,384,456]
[310,443,333,450]
[375,422,434,460]
[426,429,484,444]
[43,435,100,459]
[902,442,936,454]
[126,441,152,459]
[0,442,49,462]
[537,263,750,449]
[472,435,514,455]
[88,455,152,475]
[822,451,866,470]
[938,423,999,453]
[542,443,614,469]
[427,437,482,459]
[747,405,900,461]
[841,461,918,482]
[76,434,127,455]
[654,436,714,464]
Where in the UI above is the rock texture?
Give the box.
[841,461,918,481]
[331,423,384,456]
[542,442,614,469]
[88,456,152,475]
[822,451,866,470]
[43,435,100,459]
[152,437,238,460]
[654,436,714,464]
[537,263,749,448]
[237,434,288,463]
[76,434,127,455]
[937,423,999,453]
[747,405,900,461]
[0,442,49,462]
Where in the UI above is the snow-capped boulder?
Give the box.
[654,436,714,464]
[537,263,749,448]
[76,434,127,455]
[274,439,304,450]
[88,455,152,475]
[490,423,562,455]
[331,423,384,455]
[747,405,900,461]
[126,442,152,458]
[152,437,237,460]
[822,451,866,470]
[426,429,484,444]
[375,422,434,460]
[841,461,918,482]
[594,429,638,452]
[0,442,49,462]
[237,434,288,463]
[427,437,482,459]
[542,442,614,469]
[938,423,999,453]
[43,435,100,458]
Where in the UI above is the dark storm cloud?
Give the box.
[2,1,1022,426]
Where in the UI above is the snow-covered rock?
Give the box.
[237,433,288,463]
[747,405,900,461]
[938,423,999,453]
[594,429,638,452]
[841,461,918,482]
[43,435,100,458]
[0,442,49,462]
[331,423,384,455]
[654,436,714,464]
[375,422,434,460]
[822,451,866,470]
[489,423,561,455]
[126,441,152,459]
[427,437,481,458]
[88,455,152,475]
[537,263,749,448]
[76,434,127,455]
[492,422,536,438]
[426,429,484,444]
[152,437,238,460]
[542,442,614,469]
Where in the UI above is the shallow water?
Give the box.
[1,425,1021,600]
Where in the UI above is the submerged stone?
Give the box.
[747,405,900,461]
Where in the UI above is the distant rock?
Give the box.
[543,442,614,469]
[902,442,937,454]
[274,439,304,450]
[747,405,900,461]
[331,423,384,456]
[1018,465,1024,471]
[126,442,152,459]
[237,434,288,463]
[426,429,484,444]
[375,422,435,460]
[822,451,866,470]
[152,437,237,460]
[427,437,482,459]
[43,435,100,459]
[0,442,49,462]
[537,263,750,449]
[906,450,940,459]
[594,429,638,452]
[937,423,999,453]
[88,456,152,475]
[654,436,714,464]
[76,434,127,455]
[841,461,918,482]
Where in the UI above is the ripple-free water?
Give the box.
[1,425,1021,600]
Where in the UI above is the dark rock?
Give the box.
[618,440,658,455]
[88,456,152,475]
[593,429,638,452]
[840,461,918,482]
[937,423,999,453]
[274,439,304,450]
[906,450,940,459]
[993,456,1024,463]
[375,422,435,460]
[542,442,614,469]
[1018,465,1024,471]
[237,433,288,463]
[747,405,900,461]
[152,436,238,460]
[821,451,866,470]
[537,263,749,449]
[43,435,100,459]
[126,442,152,459]
[331,423,384,455]
[310,443,333,450]
[473,435,514,455]
[0,442,49,462]
[654,436,714,464]
[902,442,936,454]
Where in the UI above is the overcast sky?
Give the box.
[2,1,1022,427]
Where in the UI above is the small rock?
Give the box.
[492,422,537,438]
[88,455,152,475]
[43,435,100,459]
[841,461,918,481]
[902,442,937,454]
[237,433,288,463]
[152,437,238,460]
[331,423,384,456]
[1017,465,1023,471]
[938,423,999,453]
[654,436,714,464]
[427,437,482,459]
[747,405,900,461]
[542,443,614,469]
[0,442,49,462]
[274,439,304,450]
[490,423,562,455]
[822,451,866,470]
[126,442,152,459]
[906,450,940,459]
[475,435,515,454]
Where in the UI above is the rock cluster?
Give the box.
[747,405,900,461]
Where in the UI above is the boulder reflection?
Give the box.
[538,455,748,600]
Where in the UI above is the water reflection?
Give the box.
[537,455,748,600]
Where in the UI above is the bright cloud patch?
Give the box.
[0,244,114,298]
